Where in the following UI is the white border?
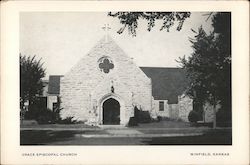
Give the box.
[1,1,249,164]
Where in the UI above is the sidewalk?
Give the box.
[20,125,218,138]
[20,120,232,139]
[20,122,232,145]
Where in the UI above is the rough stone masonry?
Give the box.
[59,35,198,126]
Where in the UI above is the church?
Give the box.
[43,35,214,126]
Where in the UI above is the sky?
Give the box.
[20,12,213,79]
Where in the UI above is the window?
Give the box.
[159,101,164,111]
[98,57,114,73]
[52,102,58,112]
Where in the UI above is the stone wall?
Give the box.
[203,102,220,123]
[47,95,57,110]
[169,104,179,119]
[178,95,193,122]
[152,95,193,122]
[153,100,170,117]
[60,36,152,125]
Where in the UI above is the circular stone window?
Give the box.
[98,57,114,73]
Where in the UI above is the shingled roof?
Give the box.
[48,75,63,95]
[47,68,190,103]
[140,67,190,104]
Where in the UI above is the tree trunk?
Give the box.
[213,100,217,129]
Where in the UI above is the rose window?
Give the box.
[98,58,114,73]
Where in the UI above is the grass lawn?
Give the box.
[134,120,193,128]
[21,123,98,129]
[20,128,232,145]
[21,120,210,130]
[20,120,232,145]
[143,129,232,145]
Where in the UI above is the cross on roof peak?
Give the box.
[102,24,111,42]
[102,23,111,32]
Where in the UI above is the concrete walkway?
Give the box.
[75,133,204,138]
[20,121,232,139]
[20,125,217,138]
[20,127,102,131]
[20,126,211,131]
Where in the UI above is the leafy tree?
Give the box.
[188,110,200,123]
[110,12,231,128]
[108,12,191,36]
[178,12,231,128]
[20,54,46,112]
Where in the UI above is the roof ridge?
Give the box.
[139,66,183,69]
[49,75,64,77]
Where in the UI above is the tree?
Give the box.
[108,12,191,36]
[178,12,231,128]
[109,12,231,128]
[20,54,46,112]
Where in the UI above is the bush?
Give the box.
[134,106,151,123]
[156,116,173,121]
[127,117,138,127]
[216,109,232,127]
[25,107,58,124]
[193,100,204,121]
[188,110,199,123]
[58,117,77,124]
[157,116,162,121]
[24,101,78,125]
[176,118,184,122]
[21,120,38,126]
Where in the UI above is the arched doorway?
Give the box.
[103,98,120,125]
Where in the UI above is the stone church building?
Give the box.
[43,35,214,126]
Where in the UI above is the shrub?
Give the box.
[176,118,184,122]
[193,100,204,121]
[58,117,77,124]
[188,110,199,123]
[75,120,87,124]
[157,116,162,121]
[127,117,138,127]
[21,120,38,126]
[134,106,151,123]
[36,110,56,124]
[24,96,64,124]
[216,109,232,127]
[156,116,173,121]
[25,107,57,124]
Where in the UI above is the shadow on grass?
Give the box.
[20,130,77,145]
[21,128,232,145]
[142,129,232,145]
[20,130,105,145]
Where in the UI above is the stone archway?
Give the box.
[102,98,120,125]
